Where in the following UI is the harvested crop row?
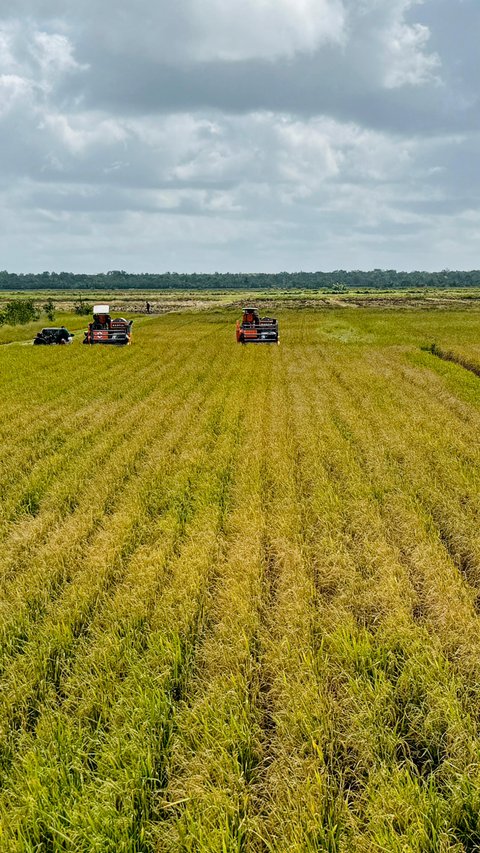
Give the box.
[423,343,480,378]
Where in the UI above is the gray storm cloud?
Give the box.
[0,0,478,272]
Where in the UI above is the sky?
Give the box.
[0,0,479,273]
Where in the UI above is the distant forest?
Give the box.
[1,269,479,291]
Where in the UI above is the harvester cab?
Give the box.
[236,307,279,344]
[83,305,133,346]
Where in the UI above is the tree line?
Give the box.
[0,269,479,291]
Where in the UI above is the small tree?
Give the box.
[74,298,92,315]
[0,299,39,326]
[42,298,56,322]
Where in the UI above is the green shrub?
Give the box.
[74,299,92,315]
[0,299,39,326]
[42,298,56,322]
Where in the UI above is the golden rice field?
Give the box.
[1,306,480,852]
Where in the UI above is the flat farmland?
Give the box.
[1,308,480,852]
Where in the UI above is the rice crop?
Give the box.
[0,307,479,852]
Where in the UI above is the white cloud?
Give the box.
[384,20,440,88]
[0,74,33,116]
[12,0,346,63]
[0,0,478,271]
[32,31,88,81]
[0,27,17,69]
[188,0,346,61]
[39,112,127,154]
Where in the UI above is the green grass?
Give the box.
[0,307,479,851]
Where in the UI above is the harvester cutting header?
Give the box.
[236,307,279,344]
[83,305,133,346]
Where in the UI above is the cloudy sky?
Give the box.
[0,0,478,273]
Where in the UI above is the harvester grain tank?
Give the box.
[236,307,279,344]
[83,305,133,346]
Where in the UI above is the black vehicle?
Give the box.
[33,327,74,345]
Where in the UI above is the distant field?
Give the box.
[1,308,480,851]
[1,286,480,325]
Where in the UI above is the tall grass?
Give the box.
[0,308,479,850]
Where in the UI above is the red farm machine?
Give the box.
[236,307,279,344]
[83,305,133,346]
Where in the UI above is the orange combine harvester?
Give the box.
[83,305,133,346]
[236,307,279,344]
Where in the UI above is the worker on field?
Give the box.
[57,326,70,344]
[146,301,151,314]
[92,312,111,329]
